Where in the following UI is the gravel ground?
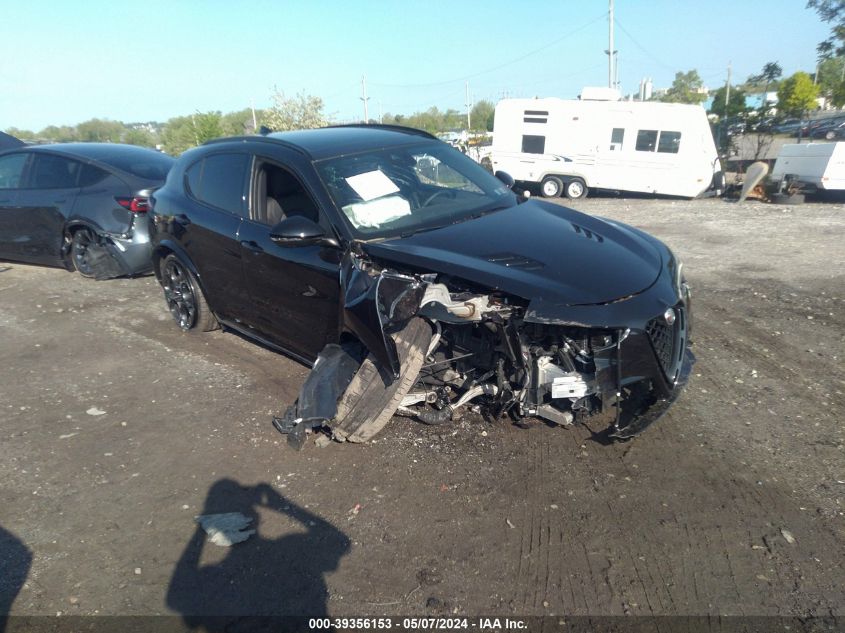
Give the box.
[0,196,843,624]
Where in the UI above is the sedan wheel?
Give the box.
[71,228,98,278]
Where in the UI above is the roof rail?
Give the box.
[326,123,438,140]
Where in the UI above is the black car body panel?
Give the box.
[150,126,693,439]
[0,143,173,275]
[363,200,662,308]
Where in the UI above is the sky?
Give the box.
[0,0,834,131]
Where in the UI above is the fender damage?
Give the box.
[277,240,693,445]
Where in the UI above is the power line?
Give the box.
[370,12,606,89]
[613,17,675,73]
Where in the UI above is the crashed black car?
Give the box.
[149,126,692,444]
[0,143,173,278]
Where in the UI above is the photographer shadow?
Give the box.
[0,526,31,633]
[167,479,350,632]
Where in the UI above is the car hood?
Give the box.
[362,200,663,306]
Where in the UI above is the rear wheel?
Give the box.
[70,228,98,278]
[160,254,218,332]
[540,176,563,198]
[565,178,588,199]
[332,317,432,442]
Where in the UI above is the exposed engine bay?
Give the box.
[276,248,694,447]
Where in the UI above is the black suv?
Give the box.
[149,125,692,443]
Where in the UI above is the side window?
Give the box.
[521,135,546,154]
[635,130,658,152]
[0,153,27,189]
[185,160,203,198]
[28,154,81,188]
[186,153,249,215]
[78,163,109,187]
[254,162,320,226]
[657,131,682,153]
[610,127,625,151]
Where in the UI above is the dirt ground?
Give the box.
[1,195,843,624]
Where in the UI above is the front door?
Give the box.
[238,159,341,361]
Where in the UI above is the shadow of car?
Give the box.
[0,143,174,278]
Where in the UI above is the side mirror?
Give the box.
[269,216,339,248]
[494,170,515,189]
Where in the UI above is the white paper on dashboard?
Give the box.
[346,170,400,201]
[342,195,411,228]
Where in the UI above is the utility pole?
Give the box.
[608,0,615,89]
[360,75,370,123]
[250,99,257,132]
[465,81,472,130]
[378,100,383,124]
[725,62,731,114]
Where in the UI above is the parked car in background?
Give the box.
[810,119,845,139]
[0,143,173,278]
[149,125,693,444]
[769,118,803,135]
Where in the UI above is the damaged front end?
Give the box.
[279,245,693,446]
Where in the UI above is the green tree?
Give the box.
[76,118,124,142]
[38,125,78,142]
[746,62,783,92]
[707,86,748,119]
[470,100,495,131]
[777,72,820,116]
[3,127,35,140]
[122,127,157,148]
[192,111,224,143]
[221,108,261,136]
[815,56,845,94]
[263,90,327,131]
[808,0,845,58]
[658,70,708,104]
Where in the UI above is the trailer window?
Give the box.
[635,130,658,152]
[610,128,625,150]
[657,131,682,153]
[522,135,546,154]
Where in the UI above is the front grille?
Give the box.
[646,307,685,380]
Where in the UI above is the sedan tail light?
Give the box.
[115,196,150,213]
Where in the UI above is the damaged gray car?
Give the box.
[149,126,692,446]
[0,143,173,278]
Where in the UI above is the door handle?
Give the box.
[173,214,191,226]
[240,240,264,254]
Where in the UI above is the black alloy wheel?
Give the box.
[162,258,197,331]
[71,228,98,278]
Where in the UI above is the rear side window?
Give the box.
[28,154,81,189]
[99,151,173,180]
[522,135,546,154]
[635,130,658,152]
[78,163,109,187]
[185,153,249,215]
[0,153,27,189]
[657,131,682,153]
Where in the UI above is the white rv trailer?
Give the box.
[491,95,721,199]
[771,142,845,190]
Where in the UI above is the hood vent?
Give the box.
[486,252,545,270]
[571,223,604,243]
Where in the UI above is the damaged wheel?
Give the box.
[70,228,99,278]
[332,317,432,443]
[161,254,218,332]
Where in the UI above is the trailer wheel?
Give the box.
[565,178,588,199]
[770,192,805,205]
[540,176,563,198]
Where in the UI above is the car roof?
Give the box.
[204,125,438,161]
[23,142,170,162]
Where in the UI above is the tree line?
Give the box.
[4,88,497,156]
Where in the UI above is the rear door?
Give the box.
[179,152,251,320]
[0,152,29,260]
[9,152,81,264]
[237,154,341,360]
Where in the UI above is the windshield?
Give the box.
[315,141,516,239]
